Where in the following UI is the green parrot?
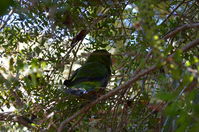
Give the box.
[64,50,111,99]
[0,0,14,16]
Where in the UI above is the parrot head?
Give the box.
[86,50,112,69]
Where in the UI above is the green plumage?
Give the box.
[64,50,111,99]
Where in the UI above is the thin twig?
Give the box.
[160,75,196,132]
[68,115,85,132]
[62,8,111,65]
[136,102,166,129]
[67,41,82,79]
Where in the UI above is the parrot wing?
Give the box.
[64,62,111,97]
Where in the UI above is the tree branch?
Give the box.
[160,0,185,25]
[163,23,199,39]
[181,38,199,52]
[0,112,36,129]
[0,9,14,31]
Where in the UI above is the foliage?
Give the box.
[0,0,199,131]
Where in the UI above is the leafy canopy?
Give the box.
[0,0,199,131]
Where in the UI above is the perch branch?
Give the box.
[58,65,157,132]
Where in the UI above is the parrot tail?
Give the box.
[65,88,87,96]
